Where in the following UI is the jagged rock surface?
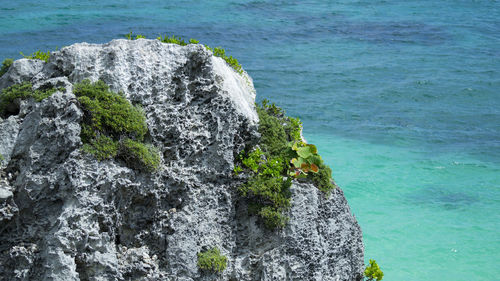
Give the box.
[0,39,363,281]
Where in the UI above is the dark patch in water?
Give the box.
[408,186,478,210]
[335,21,448,45]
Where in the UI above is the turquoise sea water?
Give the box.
[1,1,499,280]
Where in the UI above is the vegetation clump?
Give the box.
[235,100,335,229]
[0,58,13,77]
[197,247,228,273]
[21,50,51,62]
[0,82,64,117]
[120,139,160,172]
[364,259,384,281]
[125,31,146,40]
[74,80,160,172]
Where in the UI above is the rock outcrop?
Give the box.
[0,39,363,281]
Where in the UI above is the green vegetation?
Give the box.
[157,34,190,46]
[197,247,227,273]
[125,31,146,40]
[82,135,119,161]
[0,58,13,77]
[0,82,64,117]
[120,139,160,172]
[236,100,335,229]
[74,80,160,171]
[0,153,4,161]
[20,50,51,62]
[123,33,243,75]
[364,259,384,281]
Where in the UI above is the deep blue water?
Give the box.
[1,1,499,280]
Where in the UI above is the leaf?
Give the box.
[293,157,306,168]
[297,146,312,158]
[310,163,319,173]
[301,163,310,173]
[292,141,299,151]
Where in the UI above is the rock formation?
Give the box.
[0,39,363,281]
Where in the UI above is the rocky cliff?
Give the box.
[0,39,364,281]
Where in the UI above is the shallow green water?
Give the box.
[314,134,499,280]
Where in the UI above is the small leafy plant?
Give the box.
[364,259,384,281]
[197,247,227,273]
[20,50,51,62]
[0,58,13,77]
[0,82,64,117]
[289,141,321,177]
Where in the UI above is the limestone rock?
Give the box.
[0,39,363,281]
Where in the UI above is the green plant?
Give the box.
[74,80,147,141]
[364,259,384,281]
[289,141,321,177]
[74,80,160,171]
[157,34,189,46]
[241,148,264,172]
[82,135,119,160]
[0,153,4,161]
[197,247,227,273]
[287,140,335,194]
[239,157,292,228]
[0,58,13,77]
[233,165,243,175]
[0,82,64,116]
[236,100,335,228]
[236,101,300,228]
[125,31,146,40]
[20,50,51,62]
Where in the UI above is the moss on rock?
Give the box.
[120,139,160,172]
[74,80,160,172]
[0,82,64,117]
[197,247,227,273]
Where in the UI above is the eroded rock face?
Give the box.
[0,39,363,281]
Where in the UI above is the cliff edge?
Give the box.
[0,39,363,281]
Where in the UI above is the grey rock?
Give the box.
[0,59,45,89]
[0,39,363,281]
